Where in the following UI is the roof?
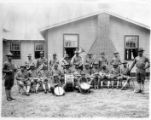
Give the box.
[2,29,45,41]
[2,24,45,41]
[40,10,150,32]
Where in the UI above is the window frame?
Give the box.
[63,33,79,57]
[10,40,21,59]
[124,35,139,61]
[34,42,45,59]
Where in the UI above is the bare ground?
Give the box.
[1,80,149,118]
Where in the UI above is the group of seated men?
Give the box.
[15,50,131,96]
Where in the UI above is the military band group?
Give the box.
[3,48,150,101]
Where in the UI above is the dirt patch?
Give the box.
[1,80,149,118]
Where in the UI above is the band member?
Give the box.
[16,65,31,96]
[110,63,121,88]
[39,65,52,94]
[3,52,17,101]
[129,48,150,93]
[85,53,94,68]
[28,64,39,93]
[73,64,82,88]
[51,64,62,87]
[71,50,83,70]
[25,54,35,70]
[119,61,131,90]
[61,54,71,69]
[99,52,108,70]
[63,63,73,74]
[36,51,47,70]
[49,53,59,69]
[91,61,100,89]
[110,51,122,67]
[83,63,91,82]
[99,65,110,88]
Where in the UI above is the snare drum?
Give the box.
[64,74,74,91]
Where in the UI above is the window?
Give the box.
[63,34,79,58]
[34,42,44,59]
[124,35,139,60]
[10,41,21,59]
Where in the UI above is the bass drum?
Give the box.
[64,74,74,92]
[52,85,65,96]
[79,82,91,93]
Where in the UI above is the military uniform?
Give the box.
[71,51,83,70]
[129,48,150,93]
[3,52,17,101]
[135,56,149,84]
[36,57,47,69]
[16,66,31,95]
[110,52,121,68]
[3,61,16,90]
[51,67,62,85]
[91,62,100,89]
[85,54,94,68]
[16,69,30,85]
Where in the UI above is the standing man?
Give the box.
[71,50,83,70]
[3,52,17,101]
[61,54,71,69]
[25,54,35,70]
[99,52,108,70]
[129,48,150,93]
[85,53,94,68]
[110,51,122,67]
[36,51,47,70]
[49,53,59,69]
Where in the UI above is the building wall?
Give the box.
[3,40,39,67]
[110,16,150,72]
[47,16,98,60]
[46,14,150,72]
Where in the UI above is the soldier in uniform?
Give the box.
[85,53,94,68]
[25,54,35,70]
[28,64,40,93]
[36,51,47,70]
[61,54,71,69]
[129,48,150,93]
[71,50,83,70]
[63,63,73,74]
[110,51,122,67]
[16,65,31,96]
[49,53,59,70]
[83,63,91,82]
[51,64,62,87]
[99,52,108,70]
[110,63,121,88]
[119,61,131,90]
[3,52,17,101]
[39,65,52,94]
[99,65,110,88]
[91,61,100,89]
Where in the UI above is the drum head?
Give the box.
[80,83,90,90]
[54,86,65,96]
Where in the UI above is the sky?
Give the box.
[0,0,150,39]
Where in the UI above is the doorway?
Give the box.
[65,48,76,59]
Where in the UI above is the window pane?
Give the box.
[124,35,139,60]
[35,43,44,51]
[64,34,78,48]
[125,36,138,49]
